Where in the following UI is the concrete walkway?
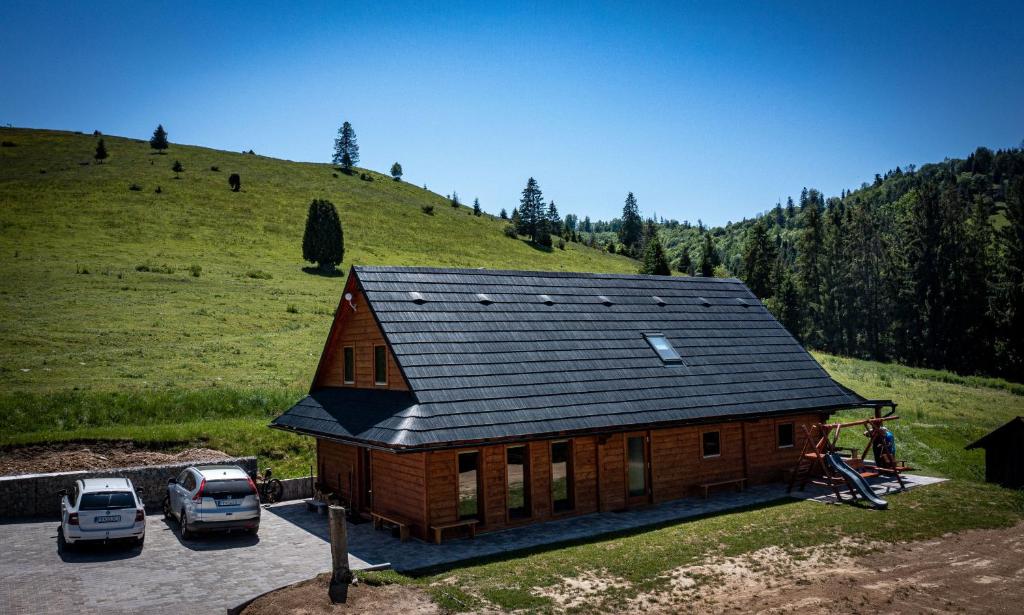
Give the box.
[0,475,943,614]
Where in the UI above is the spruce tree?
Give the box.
[547,201,561,235]
[998,177,1024,379]
[302,199,344,272]
[499,208,508,220]
[473,198,482,216]
[741,219,777,298]
[149,124,169,152]
[340,152,353,174]
[639,234,671,275]
[769,268,803,339]
[518,178,545,243]
[677,250,694,275]
[795,203,824,345]
[172,160,183,178]
[450,191,460,208]
[698,233,718,277]
[390,162,403,181]
[332,121,359,167]
[618,192,642,253]
[93,139,108,163]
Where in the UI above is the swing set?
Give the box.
[788,402,912,507]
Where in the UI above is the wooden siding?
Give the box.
[370,450,428,538]
[426,451,459,529]
[598,433,626,511]
[317,439,359,502]
[314,283,408,391]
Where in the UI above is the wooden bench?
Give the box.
[371,512,412,542]
[699,478,746,499]
[430,519,479,544]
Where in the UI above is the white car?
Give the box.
[165,464,260,538]
[59,477,146,550]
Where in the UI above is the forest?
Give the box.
[589,146,1024,382]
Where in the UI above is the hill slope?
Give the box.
[0,128,638,392]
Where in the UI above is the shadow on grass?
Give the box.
[403,496,796,578]
[301,266,343,278]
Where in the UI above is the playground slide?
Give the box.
[824,453,888,509]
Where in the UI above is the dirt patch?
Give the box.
[536,570,631,610]
[240,573,439,615]
[628,522,1024,614]
[0,442,233,476]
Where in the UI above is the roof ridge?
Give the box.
[352,265,742,284]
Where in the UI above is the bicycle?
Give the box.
[255,467,284,504]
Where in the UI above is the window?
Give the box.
[702,431,721,458]
[343,346,355,384]
[182,471,197,491]
[551,441,574,512]
[644,333,682,364]
[627,436,647,497]
[777,423,795,448]
[457,452,480,520]
[506,446,531,520]
[373,345,387,385]
[79,492,136,510]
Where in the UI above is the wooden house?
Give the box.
[965,417,1024,488]
[272,266,877,542]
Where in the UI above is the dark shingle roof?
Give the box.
[272,266,866,449]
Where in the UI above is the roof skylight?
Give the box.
[644,333,682,364]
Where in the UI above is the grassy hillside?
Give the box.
[0,128,638,393]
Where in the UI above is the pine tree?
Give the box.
[741,219,777,298]
[795,204,824,346]
[698,233,718,277]
[639,234,671,275]
[768,268,803,338]
[340,152,353,174]
[390,162,403,181]
[93,139,108,163]
[499,208,508,220]
[473,198,482,216]
[172,160,183,178]
[149,124,169,152]
[618,192,642,253]
[997,177,1024,379]
[450,191,461,208]
[302,199,344,272]
[332,121,359,167]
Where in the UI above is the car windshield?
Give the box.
[79,492,136,510]
[203,478,254,499]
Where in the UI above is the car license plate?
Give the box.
[216,499,241,507]
[95,515,120,523]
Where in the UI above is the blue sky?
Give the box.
[2,1,1022,225]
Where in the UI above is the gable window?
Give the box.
[343,346,355,384]
[373,345,387,385]
[457,452,480,520]
[506,445,531,520]
[702,431,721,458]
[777,423,795,448]
[643,333,682,364]
[551,440,574,513]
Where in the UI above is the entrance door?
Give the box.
[358,447,372,514]
[625,432,651,506]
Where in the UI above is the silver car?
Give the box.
[59,477,146,550]
[164,464,260,538]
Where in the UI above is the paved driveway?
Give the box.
[0,505,368,615]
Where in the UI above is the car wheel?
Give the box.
[162,495,172,520]
[57,527,69,553]
[135,536,145,549]
[180,509,193,540]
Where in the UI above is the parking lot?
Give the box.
[0,506,369,615]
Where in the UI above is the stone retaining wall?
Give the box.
[0,457,257,519]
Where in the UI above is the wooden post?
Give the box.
[328,505,352,603]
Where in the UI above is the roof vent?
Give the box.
[598,295,614,306]
[538,294,555,306]
[735,297,752,308]
[409,291,427,304]
[652,295,666,307]
[476,293,493,305]
[698,297,711,307]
